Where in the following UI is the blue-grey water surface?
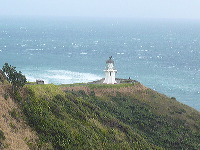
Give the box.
[0,17,199,111]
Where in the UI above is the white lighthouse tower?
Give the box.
[103,56,117,84]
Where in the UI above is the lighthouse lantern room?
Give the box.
[103,56,117,84]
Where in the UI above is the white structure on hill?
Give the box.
[103,56,117,84]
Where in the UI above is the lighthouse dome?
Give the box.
[106,56,114,64]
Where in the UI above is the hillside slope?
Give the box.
[1,81,200,149]
[21,84,160,150]
[61,83,200,149]
[0,84,38,150]
[19,83,200,149]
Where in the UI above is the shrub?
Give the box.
[4,93,9,100]
[0,130,5,141]
[0,130,5,149]
[2,63,27,93]
[9,108,21,121]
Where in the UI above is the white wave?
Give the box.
[26,49,44,51]
[21,44,26,47]
[26,76,36,82]
[25,69,102,85]
[26,75,49,84]
[135,49,148,52]
[117,52,125,55]
[94,41,98,44]
[80,52,87,55]
[73,45,79,48]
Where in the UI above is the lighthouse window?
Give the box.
[110,72,111,76]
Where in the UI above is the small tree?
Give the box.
[2,63,27,92]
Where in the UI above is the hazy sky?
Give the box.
[1,0,200,19]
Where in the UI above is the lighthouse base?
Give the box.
[103,70,117,84]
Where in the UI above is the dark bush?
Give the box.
[0,130,5,141]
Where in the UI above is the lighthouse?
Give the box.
[103,56,117,84]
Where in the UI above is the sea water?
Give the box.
[0,17,199,111]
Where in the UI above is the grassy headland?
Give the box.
[1,81,200,149]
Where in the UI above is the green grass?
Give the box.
[15,83,200,150]
[58,83,88,87]
[25,84,65,98]
[87,83,136,89]
[59,82,137,89]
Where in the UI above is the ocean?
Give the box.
[0,17,199,111]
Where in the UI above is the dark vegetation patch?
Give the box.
[0,130,5,149]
